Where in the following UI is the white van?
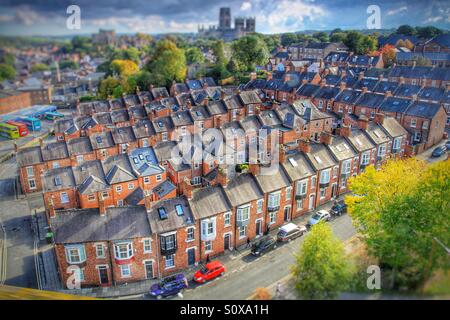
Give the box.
[277,223,307,242]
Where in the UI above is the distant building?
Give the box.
[92,29,116,46]
[198,7,255,41]
[0,90,31,115]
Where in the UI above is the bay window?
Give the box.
[65,245,86,264]
[114,242,133,260]
[267,192,281,211]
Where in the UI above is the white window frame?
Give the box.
[296,180,308,195]
[143,238,152,253]
[65,245,86,264]
[95,243,105,258]
[120,264,131,278]
[26,166,34,177]
[60,192,69,204]
[114,242,133,260]
[237,205,250,222]
[256,199,263,214]
[165,254,175,269]
[285,187,292,201]
[186,227,195,242]
[224,212,231,227]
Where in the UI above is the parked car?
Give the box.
[445,140,450,150]
[277,223,307,242]
[330,200,347,216]
[431,145,447,158]
[149,274,188,299]
[251,235,277,256]
[307,210,331,227]
[193,261,225,284]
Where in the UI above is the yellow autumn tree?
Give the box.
[110,59,139,78]
[346,159,450,290]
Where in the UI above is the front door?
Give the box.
[284,206,291,221]
[331,183,337,198]
[144,261,153,279]
[187,248,195,266]
[224,233,231,250]
[309,194,315,210]
[256,220,262,237]
[98,266,109,285]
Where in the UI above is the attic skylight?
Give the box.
[158,207,168,220]
[288,157,298,167]
[54,176,62,186]
[314,155,322,164]
[175,204,184,216]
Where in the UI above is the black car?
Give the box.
[330,200,347,216]
[251,236,277,256]
[431,145,447,158]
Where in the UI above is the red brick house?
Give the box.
[67,136,96,167]
[17,145,46,193]
[89,131,118,161]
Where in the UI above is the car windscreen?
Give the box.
[311,214,320,220]
[200,266,208,274]
[278,230,287,237]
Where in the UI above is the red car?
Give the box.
[193,261,225,283]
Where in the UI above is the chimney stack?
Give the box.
[217,165,230,188]
[267,72,273,81]
[298,139,311,154]
[144,191,153,211]
[339,81,346,92]
[320,132,333,145]
[358,72,364,81]
[39,138,44,149]
[248,163,260,177]
[99,194,106,216]
[250,72,257,81]
[202,97,209,106]
[279,145,287,163]
[182,178,193,200]
[362,86,368,94]
[385,90,392,98]
[374,113,385,125]
[48,197,56,218]
[357,116,369,130]
[337,125,351,137]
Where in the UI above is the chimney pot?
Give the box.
[298,139,311,154]
[320,132,333,145]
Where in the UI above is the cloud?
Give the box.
[240,2,252,11]
[386,6,407,16]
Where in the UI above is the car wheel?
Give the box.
[220,272,225,276]
[157,295,162,300]
[202,279,206,283]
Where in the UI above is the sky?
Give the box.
[0,0,448,36]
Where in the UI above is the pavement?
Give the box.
[415,139,449,163]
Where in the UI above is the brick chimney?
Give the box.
[358,72,364,81]
[250,72,257,81]
[320,132,333,145]
[99,194,106,216]
[337,125,351,137]
[399,76,405,85]
[202,97,209,106]
[298,139,311,154]
[374,113,385,125]
[267,72,273,81]
[144,192,153,212]
[48,197,56,218]
[217,166,230,188]
[362,87,368,94]
[339,81,346,92]
[249,163,260,177]
[186,99,192,110]
[357,116,369,130]
[220,90,226,100]
[39,138,44,149]
[279,145,287,163]
[182,178,193,200]
[385,90,392,98]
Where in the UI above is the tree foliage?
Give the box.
[292,222,353,299]
[231,35,269,72]
[379,44,396,68]
[185,47,205,65]
[396,25,416,36]
[30,63,50,73]
[110,59,139,78]
[346,160,450,290]
[0,63,16,81]
[344,31,378,55]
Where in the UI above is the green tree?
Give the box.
[396,25,416,36]
[185,47,205,65]
[313,31,329,42]
[30,63,50,73]
[262,34,281,52]
[132,70,152,91]
[292,222,353,299]
[98,76,121,99]
[59,59,80,70]
[0,63,16,81]
[281,33,298,47]
[231,35,269,72]
[111,47,141,65]
[416,26,443,39]
[145,39,186,87]
[330,32,347,43]
[346,160,450,290]
[344,31,377,54]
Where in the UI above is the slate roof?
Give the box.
[124,187,144,205]
[292,100,330,121]
[189,185,231,220]
[206,100,227,115]
[240,115,262,132]
[186,79,203,90]
[355,92,386,109]
[173,83,189,94]
[51,206,151,244]
[153,179,176,199]
[111,126,136,144]
[153,116,174,133]
[255,165,291,194]
[314,86,340,100]
[352,78,379,91]
[327,136,357,161]
[109,98,125,110]
[418,86,445,102]
[405,101,442,119]
[148,196,195,234]
[281,152,316,181]
[394,84,422,98]
[132,119,156,138]
[176,93,195,108]
[190,105,211,121]
[223,95,244,110]
[66,137,93,156]
[373,81,399,94]
[93,112,113,126]
[381,116,408,138]
[296,83,321,97]
[239,90,262,105]
[153,141,178,163]
[129,147,164,177]
[151,87,169,99]
[304,143,337,171]
[54,118,75,133]
[73,160,108,194]
[345,128,375,152]
[334,89,363,104]
[110,109,130,123]
[41,141,69,161]
[224,173,263,207]
[17,146,43,166]
[259,110,283,127]
[128,106,146,120]
[123,94,141,107]
[171,110,194,127]
[379,96,412,114]
[102,154,136,184]
[205,86,223,100]
[43,166,76,192]
[92,100,110,113]
[89,131,115,150]
[364,122,391,145]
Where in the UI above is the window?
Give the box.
[117,200,124,206]
[60,192,69,204]
[422,121,429,130]
[320,169,330,184]
[165,254,175,269]
[143,239,152,253]
[114,242,133,260]
[65,245,86,264]
[161,234,176,251]
[156,174,162,181]
[333,166,338,178]
[162,132,168,141]
[53,162,60,169]
[268,192,281,209]
[393,137,401,150]
[224,212,231,227]
[311,176,316,189]
[26,166,34,177]
[120,264,131,277]
[76,268,85,282]
[285,187,292,201]
[95,244,105,258]
[410,118,417,128]
[128,183,134,190]
[194,162,200,169]
[341,179,347,188]
[296,180,308,195]
[102,192,109,199]
[237,206,250,222]
[239,226,247,238]
[361,152,370,165]
[378,144,386,157]
[28,179,36,190]
[88,194,96,201]
[186,228,195,242]
[320,188,326,199]
[269,212,276,225]
[205,241,212,252]
[116,185,122,192]
[76,155,84,163]
[341,160,351,174]
[144,177,150,184]
[256,199,263,213]
[296,199,303,210]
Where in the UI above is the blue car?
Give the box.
[150,274,188,299]
[307,210,331,227]
[431,145,447,158]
